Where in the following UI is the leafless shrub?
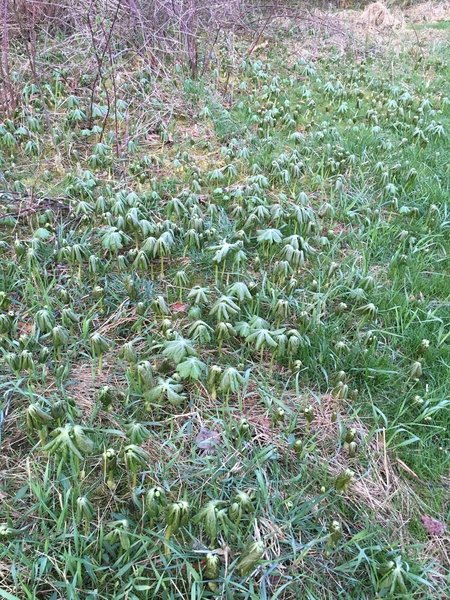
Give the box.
[0,0,264,116]
[0,1,349,116]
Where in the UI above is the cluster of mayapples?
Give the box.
[0,53,446,590]
[1,62,442,384]
[0,69,169,181]
[239,56,447,138]
[1,159,434,395]
[0,183,370,575]
[1,54,446,182]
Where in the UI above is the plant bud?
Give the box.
[304,405,314,424]
[0,524,15,540]
[236,541,265,576]
[61,308,79,327]
[5,352,21,373]
[152,295,169,316]
[336,370,346,382]
[124,444,149,474]
[335,340,348,353]
[0,312,13,335]
[229,501,242,524]
[336,302,347,313]
[333,381,348,399]
[145,486,167,521]
[35,307,55,333]
[237,418,251,438]
[93,285,104,299]
[348,441,357,458]
[19,350,34,371]
[344,428,356,444]
[121,341,137,363]
[235,491,253,513]
[57,286,70,303]
[125,421,149,445]
[136,361,153,388]
[136,302,147,316]
[410,361,422,379]
[358,303,378,319]
[419,339,430,354]
[328,520,342,545]
[335,469,354,493]
[15,239,27,258]
[272,407,285,425]
[76,496,94,521]
[50,399,66,420]
[293,439,303,455]
[26,403,52,430]
[90,332,110,357]
[166,500,190,533]
[205,552,220,581]
[98,386,113,410]
[52,325,69,348]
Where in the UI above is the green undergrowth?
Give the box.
[0,29,449,600]
[409,21,450,31]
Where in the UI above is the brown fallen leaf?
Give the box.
[421,514,446,537]
[171,302,188,313]
[195,427,221,454]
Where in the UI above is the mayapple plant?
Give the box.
[272,406,285,425]
[327,520,342,551]
[146,486,167,524]
[123,444,149,489]
[227,281,252,304]
[188,320,212,344]
[135,360,154,390]
[76,495,94,535]
[216,321,236,350]
[229,491,253,525]
[195,499,226,545]
[145,376,186,408]
[103,448,117,489]
[210,295,240,322]
[236,540,265,576]
[410,361,422,380]
[234,418,252,440]
[26,403,53,444]
[90,332,111,374]
[164,500,190,555]
[207,365,222,400]
[176,356,207,382]
[204,553,221,592]
[125,422,150,445]
[335,469,355,493]
[303,405,314,425]
[44,423,94,473]
[153,230,175,277]
[35,306,55,335]
[219,367,245,398]
[162,335,196,364]
[120,340,138,364]
[105,518,131,552]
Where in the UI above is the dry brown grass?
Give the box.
[362,2,396,27]
[405,1,450,22]
[282,392,429,538]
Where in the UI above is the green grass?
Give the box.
[410,21,450,31]
[0,26,449,600]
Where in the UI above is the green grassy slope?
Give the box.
[0,31,449,600]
